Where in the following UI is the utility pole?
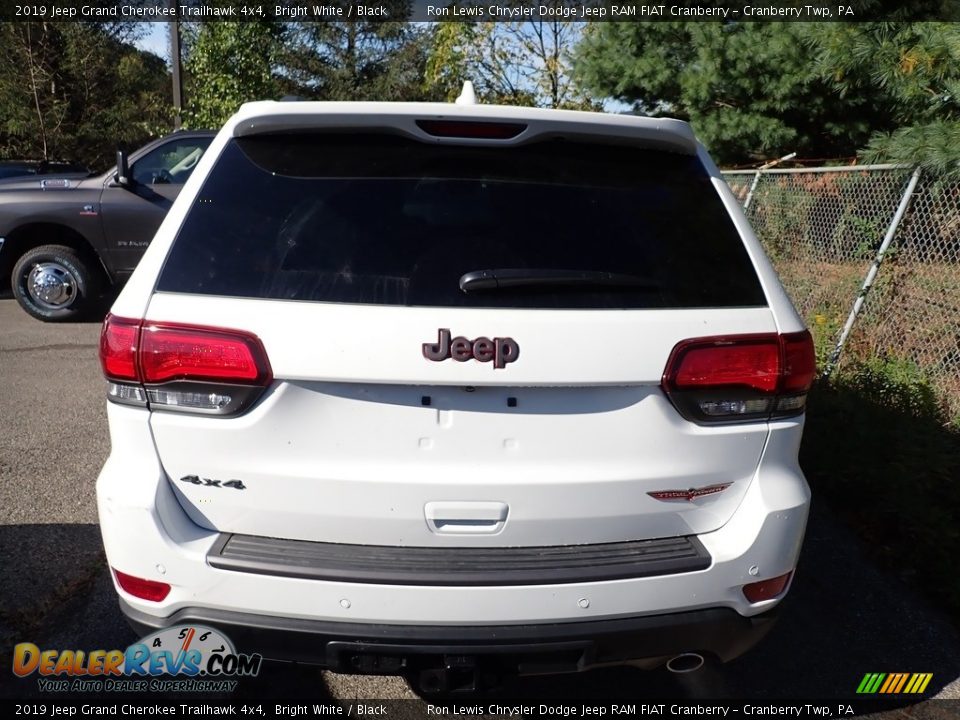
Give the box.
[169,0,183,129]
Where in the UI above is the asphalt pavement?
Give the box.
[1,297,958,712]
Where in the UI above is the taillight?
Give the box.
[669,337,780,393]
[662,331,815,423]
[780,331,817,393]
[415,120,527,139]
[98,314,272,415]
[99,316,140,381]
[140,324,270,384]
[112,569,171,602]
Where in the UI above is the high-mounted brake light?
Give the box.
[662,331,815,423]
[98,314,272,415]
[415,120,526,139]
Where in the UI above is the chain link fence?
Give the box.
[723,165,960,422]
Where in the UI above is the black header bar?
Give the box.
[3,0,959,23]
[2,698,955,717]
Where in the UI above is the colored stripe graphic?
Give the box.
[181,627,196,652]
[857,672,932,694]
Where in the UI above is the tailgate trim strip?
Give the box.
[207,533,711,586]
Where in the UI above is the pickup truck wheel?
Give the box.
[11,245,102,322]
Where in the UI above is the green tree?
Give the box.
[280,14,437,101]
[181,21,284,129]
[426,19,595,109]
[0,22,170,168]
[813,22,960,176]
[574,22,892,164]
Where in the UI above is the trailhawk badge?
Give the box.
[423,328,519,369]
[647,483,733,502]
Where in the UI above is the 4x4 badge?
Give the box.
[423,328,519,369]
[180,475,246,490]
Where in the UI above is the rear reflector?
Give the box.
[662,331,815,423]
[743,571,793,603]
[415,120,526,139]
[113,569,170,602]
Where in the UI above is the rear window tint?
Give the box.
[156,134,767,309]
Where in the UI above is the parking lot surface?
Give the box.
[1,298,959,708]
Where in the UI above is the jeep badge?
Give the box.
[422,328,519,369]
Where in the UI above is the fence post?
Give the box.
[822,167,923,378]
[743,152,796,210]
[743,170,763,211]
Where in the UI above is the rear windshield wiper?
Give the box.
[459,268,660,293]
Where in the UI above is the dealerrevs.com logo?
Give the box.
[13,625,262,693]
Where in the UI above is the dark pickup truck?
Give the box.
[0,160,90,181]
[0,130,214,321]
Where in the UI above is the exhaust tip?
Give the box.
[666,653,705,674]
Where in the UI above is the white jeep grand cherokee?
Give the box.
[96,96,814,692]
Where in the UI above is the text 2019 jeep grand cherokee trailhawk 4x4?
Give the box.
[96,96,814,693]
[0,131,213,321]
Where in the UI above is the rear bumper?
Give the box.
[119,599,778,672]
[207,533,711,586]
[97,403,809,672]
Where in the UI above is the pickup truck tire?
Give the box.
[11,244,102,322]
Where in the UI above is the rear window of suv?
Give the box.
[156,133,767,309]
